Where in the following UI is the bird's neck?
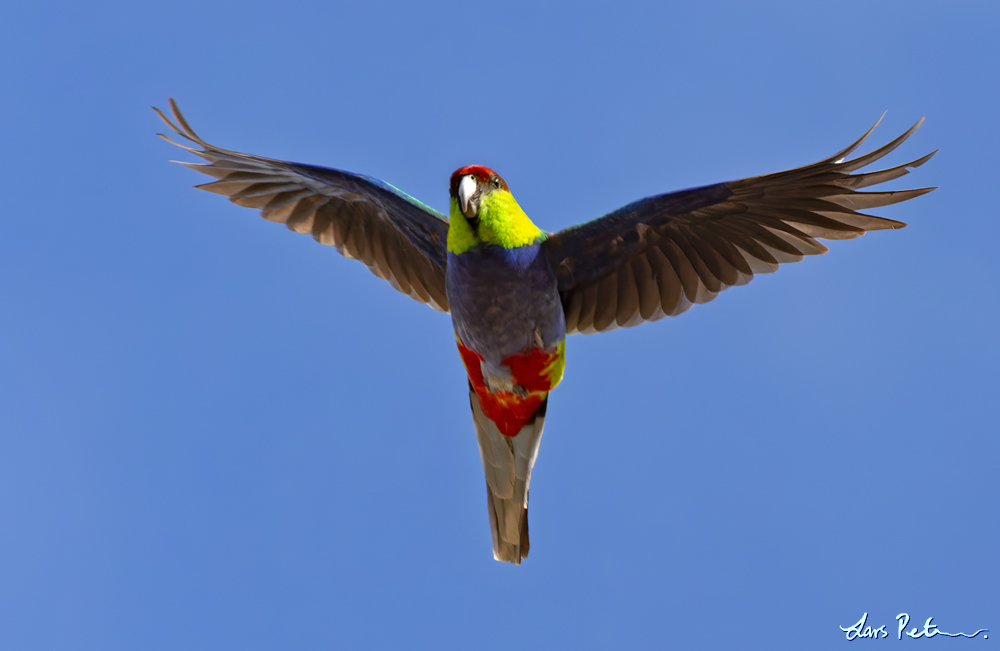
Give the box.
[448,192,543,255]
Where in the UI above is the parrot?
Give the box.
[155,100,934,565]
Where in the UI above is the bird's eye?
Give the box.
[492,177,500,188]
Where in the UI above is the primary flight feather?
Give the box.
[156,99,934,564]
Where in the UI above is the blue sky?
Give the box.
[2,1,997,649]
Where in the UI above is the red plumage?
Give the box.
[449,165,508,197]
[456,342,558,437]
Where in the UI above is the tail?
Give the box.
[468,385,548,565]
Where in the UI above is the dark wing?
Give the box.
[545,117,936,334]
[155,99,450,312]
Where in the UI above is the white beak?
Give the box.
[458,174,477,216]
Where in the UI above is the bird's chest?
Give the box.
[445,244,565,365]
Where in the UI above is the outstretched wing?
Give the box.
[155,99,451,312]
[545,117,936,334]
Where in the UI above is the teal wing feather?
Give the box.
[544,117,936,334]
[155,99,450,312]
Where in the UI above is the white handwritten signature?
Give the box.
[840,613,988,640]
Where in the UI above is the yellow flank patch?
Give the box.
[545,339,566,388]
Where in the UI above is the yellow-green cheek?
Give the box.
[478,191,543,249]
[447,198,477,255]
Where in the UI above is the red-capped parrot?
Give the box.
[156,100,934,564]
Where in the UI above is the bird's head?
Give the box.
[447,165,542,254]
[450,165,508,222]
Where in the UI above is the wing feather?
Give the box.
[155,99,450,312]
[546,118,934,334]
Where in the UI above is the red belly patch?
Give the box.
[457,340,564,437]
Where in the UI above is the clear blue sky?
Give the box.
[2,1,997,649]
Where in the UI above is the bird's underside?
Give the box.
[156,99,935,564]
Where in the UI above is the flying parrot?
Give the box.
[155,100,934,564]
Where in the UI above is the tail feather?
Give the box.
[469,385,548,565]
[485,483,529,563]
